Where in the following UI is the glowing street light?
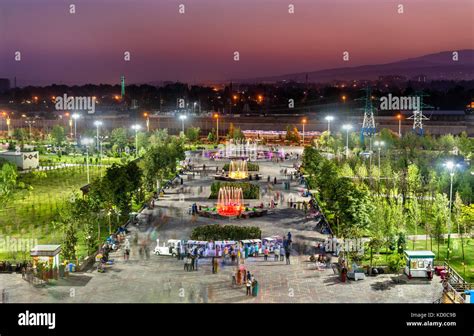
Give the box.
[302,118,307,145]
[179,114,187,134]
[397,114,402,137]
[94,120,103,152]
[72,113,80,142]
[81,137,94,184]
[25,120,35,138]
[374,141,385,178]
[143,112,150,132]
[325,116,334,134]
[342,124,352,159]
[342,95,347,103]
[131,124,141,157]
[213,113,219,143]
[444,160,460,260]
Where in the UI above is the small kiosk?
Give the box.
[404,250,435,279]
[30,245,61,280]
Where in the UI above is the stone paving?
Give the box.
[0,251,443,303]
[0,150,443,303]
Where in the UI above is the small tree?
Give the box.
[388,252,406,283]
[62,222,78,261]
[185,127,200,143]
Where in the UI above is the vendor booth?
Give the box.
[404,250,435,279]
[30,244,61,280]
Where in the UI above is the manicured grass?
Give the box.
[40,153,124,166]
[361,238,474,283]
[0,166,109,262]
[412,238,474,283]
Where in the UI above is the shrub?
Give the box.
[222,162,259,171]
[190,224,261,241]
[209,181,260,199]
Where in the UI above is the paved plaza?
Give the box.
[0,148,443,303]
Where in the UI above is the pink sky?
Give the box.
[0,0,473,85]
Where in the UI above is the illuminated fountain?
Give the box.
[221,139,257,160]
[217,187,244,216]
[228,160,248,180]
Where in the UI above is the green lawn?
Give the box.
[361,238,474,283]
[0,166,109,262]
[412,238,474,282]
[40,153,124,166]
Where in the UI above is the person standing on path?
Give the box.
[285,249,291,265]
[184,255,189,271]
[264,246,269,261]
[246,278,252,296]
[274,245,280,261]
[280,246,285,261]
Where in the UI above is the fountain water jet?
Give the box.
[217,187,244,216]
[228,160,248,180]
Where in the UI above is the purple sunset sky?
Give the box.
[0,0,473,86]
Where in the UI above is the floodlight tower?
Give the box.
[359,86,376,145]
[407,91,432,136]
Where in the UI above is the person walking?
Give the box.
[285,249,291,265]
[246,278,252,296]
[274,245,280,261]
[280,246,285,261]
[184,255,189,271]
[189,255,195,271]
[264,246,269,261]
[212,257,219,274]
[194,252,199,271]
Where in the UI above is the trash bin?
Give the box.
[252,281,259,297]
[68,263,76,272]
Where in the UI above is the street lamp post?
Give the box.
[374,141,385,178]
[131,124,141,157]
[302,118,307,145]
[81,138,93,184]
[179,115,187,134]
[325,116,334,135]
[342,124,352,159]
[445,161,459,260]
[397,114,402,137]
[144,113,150,132]
[94,120,102,152]
[214,113,219,142]
[72,113,80,143]
[25,120,35,138]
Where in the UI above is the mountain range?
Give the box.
[236,50,474,83]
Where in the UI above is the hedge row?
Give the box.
[190,224,261,241]
[222,162,260,172]
[209,181,260,199]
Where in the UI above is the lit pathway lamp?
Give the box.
[72,113,80,143]
[81,137,94,184]
[179,115,187,134]
[342,124,352,159]
[94,120,102,152]
[213,113,219,143]
[325,116,334,135]
[131,124,141,157]
[397,114,402,137]
[302,118,307,145]
[374,140,385,179]
[144,112,150,132]
[444,160,460,260]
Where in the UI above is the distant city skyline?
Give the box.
[1,0,473,86]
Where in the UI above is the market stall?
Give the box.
[404,250,435,279]
[30,244,61,280]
